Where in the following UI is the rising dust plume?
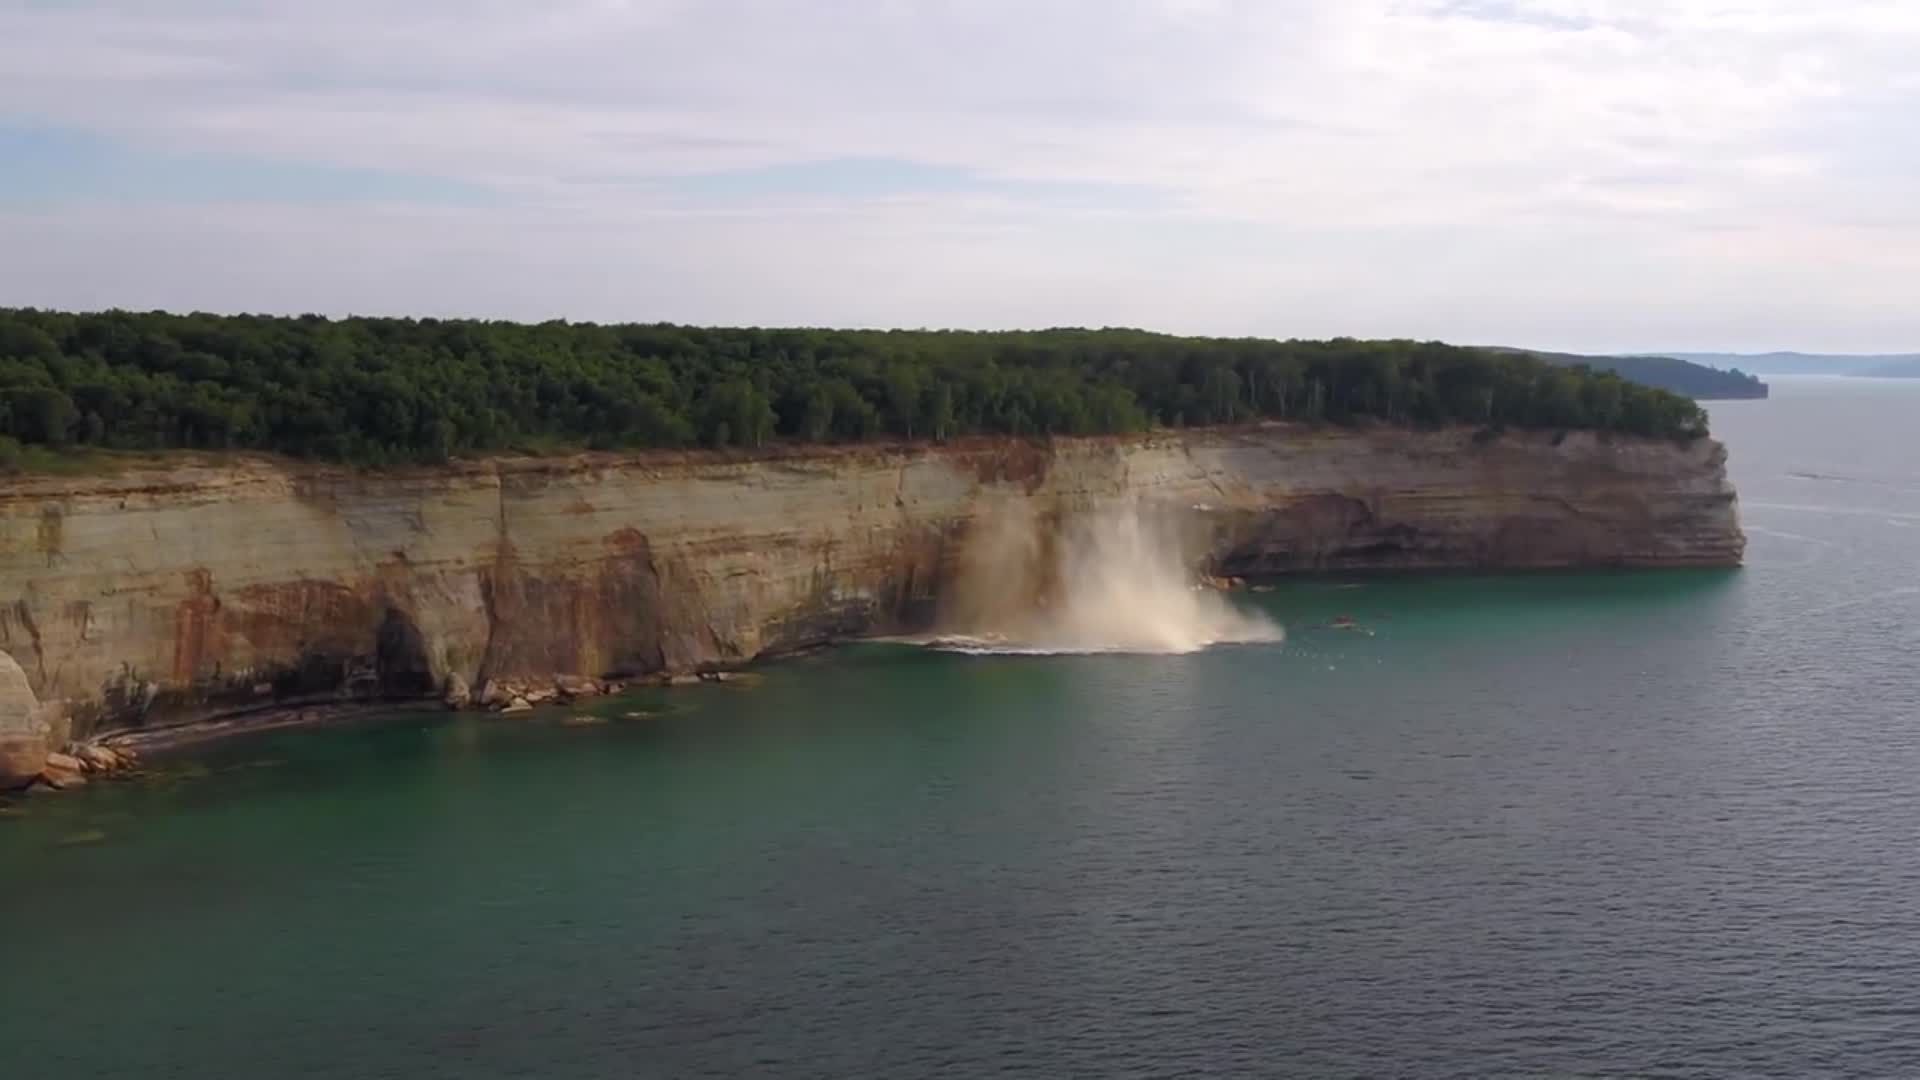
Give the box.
[929,499,1283,655]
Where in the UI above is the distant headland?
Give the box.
[1650,352,1920,379]
[1487,347,1770,401]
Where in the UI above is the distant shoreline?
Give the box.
[1749,372,1920,380]
[1655,352,1920,379]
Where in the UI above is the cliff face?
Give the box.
[0,651,51,786]
[0,425,1740,771]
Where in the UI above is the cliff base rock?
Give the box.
[0,651,49,789]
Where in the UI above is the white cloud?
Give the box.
[0,0,1916,349]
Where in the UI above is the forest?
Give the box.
[0,309,1710,466]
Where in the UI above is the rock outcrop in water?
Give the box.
[0,425,1741,757]
[0,650,50,787]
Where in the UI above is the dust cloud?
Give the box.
[927,499,1282,655]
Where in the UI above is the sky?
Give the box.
[1,0,1916,353]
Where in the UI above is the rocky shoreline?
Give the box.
[445,669,753,714]
[14,740,142,793]
[3,667,761,793]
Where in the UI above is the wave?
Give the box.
[911,623,1279,657]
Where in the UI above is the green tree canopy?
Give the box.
[0,308,1710,465]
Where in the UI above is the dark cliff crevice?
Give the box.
[374,609,435,698]
[13,599,47,687]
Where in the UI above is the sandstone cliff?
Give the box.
[0,425,1741,776]
[0,650,52,787]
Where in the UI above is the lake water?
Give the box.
[4,377,1918,1078]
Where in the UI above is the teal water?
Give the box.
[5,378,1919,1078]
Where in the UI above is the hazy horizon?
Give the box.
[3,1,1916,354]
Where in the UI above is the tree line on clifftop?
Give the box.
[0,309,1710,466]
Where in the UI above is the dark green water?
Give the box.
[5,378,1919,1078]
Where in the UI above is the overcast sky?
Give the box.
[1,0,1915,352]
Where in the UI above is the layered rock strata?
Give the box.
[0,425,1742,765]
